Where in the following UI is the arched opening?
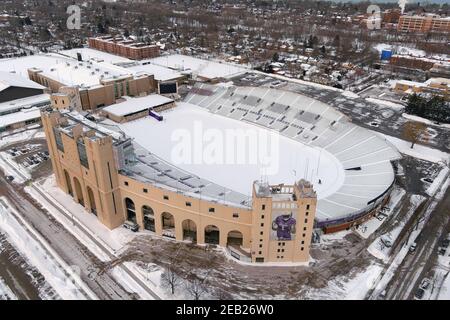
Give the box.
[64,170,73,196]
[73,177,84,206]
[161,212,175,238]
[125,198,137,224]
[227,230,243,246]
[87,186,97,216]
[182,219,197,243]
[204,225,220,245]
[142,205,155,232]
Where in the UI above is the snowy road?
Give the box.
[0,172,135,300]
[384,185,450,300]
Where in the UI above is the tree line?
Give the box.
[405,93,450,124]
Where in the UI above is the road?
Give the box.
[0,150,162,300]
[0,172,135,300]
[384,186,450,300]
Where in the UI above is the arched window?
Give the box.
[182,219,197,243]
[125,198,136,223]
[73,177,84,206]
[227,230,243,246]
[142,205,155,232]
[205,225,220,245]
[87,186,97,216]
[64,170,73,196]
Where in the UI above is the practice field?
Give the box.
[118,102,345,200]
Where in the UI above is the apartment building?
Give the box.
[88,36,160,60]
[398,14,450,33]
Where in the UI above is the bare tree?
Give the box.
[185,277,207,300]
[402,121,428,149]
[161,263,181,295]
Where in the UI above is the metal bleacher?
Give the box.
[184,83,401,224]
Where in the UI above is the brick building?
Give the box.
[88,36,160,60]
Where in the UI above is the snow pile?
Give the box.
[342,90,359,99]
[0,277,17,300]
[426,166,450,196]
[355,188,406,239]
[366,98,405,111]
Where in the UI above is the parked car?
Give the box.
[381,236,392,248]
[409,243,417,253]
[414,288,425,300]
[123,221,139,232]
[420,278,431,290]
[438,248,447,256]
[6,176,14,182]
[442,239,450,248]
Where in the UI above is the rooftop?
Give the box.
[102,95,174,117]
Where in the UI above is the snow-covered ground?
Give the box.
[426,166,450,197]
[402,113,450,130]
[0,277,17,300]
[375,132,450,164]
[365,97,405,111]
[306,262,383,300]
[27,176,166,299]
[0,198,96,300]
[368,194,426,263]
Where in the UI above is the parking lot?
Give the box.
[0,138,52,180]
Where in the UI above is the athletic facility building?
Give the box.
[41,82,400,264]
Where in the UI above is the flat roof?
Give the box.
[0,55,70,78]
[56,48,133,65]
[0,107,41,128]
[0,93,50,114]
[145,54,249,80]
[37,60,131,88]
[103,94,174,117]
[128,63,183,82]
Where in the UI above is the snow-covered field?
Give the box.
[118,102,345,199]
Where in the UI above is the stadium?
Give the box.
[179,83,402,233]
[41,80,401,264]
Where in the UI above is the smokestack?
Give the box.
[399,0,408,14]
